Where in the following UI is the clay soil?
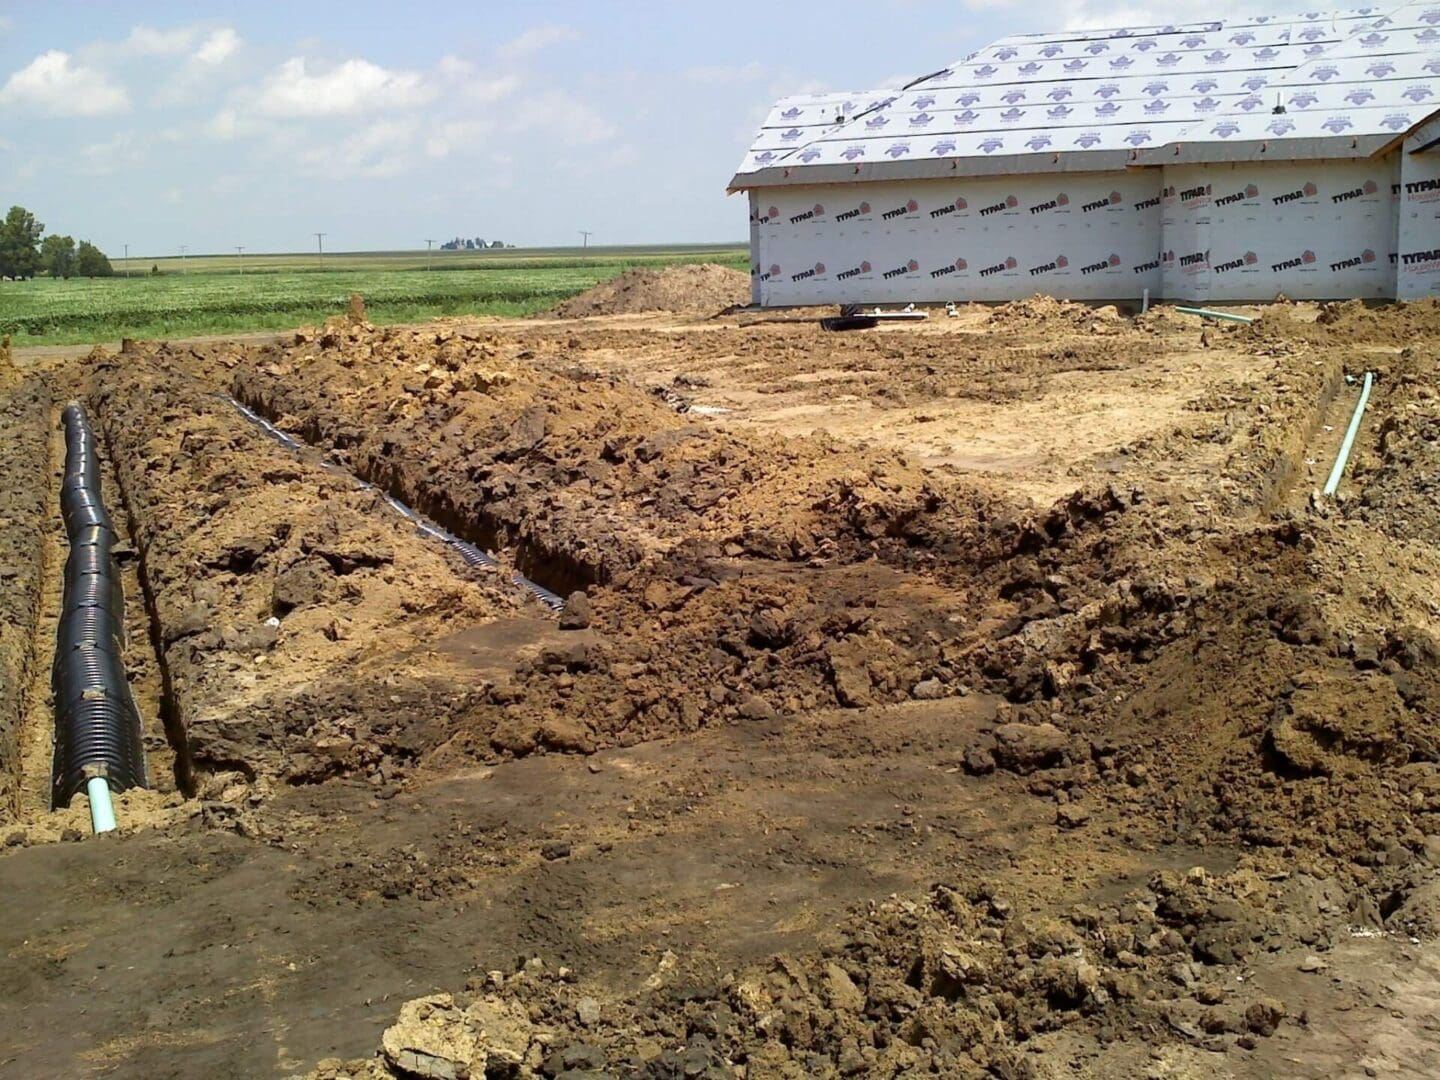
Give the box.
[4,294,1440,1079]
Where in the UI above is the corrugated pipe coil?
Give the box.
[52,404,147,812]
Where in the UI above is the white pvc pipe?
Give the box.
[1323,371,1374,497]
[1142,288,1150,314]
[87,776,117,833]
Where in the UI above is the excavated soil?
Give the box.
[547,264,750,318]
[4,298,1440,1078]
[0,374,50,820]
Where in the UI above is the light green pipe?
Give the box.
[87,776,116,833]
[1323,371,1374,497]
[1175,306,1255,324]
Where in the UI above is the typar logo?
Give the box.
[1212,251,1258,273]
[1404,177,1440,202]
[1080,253,1123,275]
[979,194,1019,217]
[1082,190,1124,212]
[882,258,920,280]
[930,197,969,219]
[1179,250,1209,273]
[1272,182,1317,205]
[790,261,827,282]
[789,203,826,224]
[979,256,1018,278]
[1270,250,1317,272]
[1179,183,1212,206]
[836,260,872,281]
[1028,192,1070,214]
[1329,249,1377,272]
[1402,248,1440,271]
[1215,183,1260,207]
[881,198,920,220]
[1028,254,1069,276]
[835,201,873,222]
[929,257,969,279]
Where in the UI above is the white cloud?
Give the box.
[194,27,242,65]
[684,61,767,85]
[254,56,434,117]
[205,107,240,139]
[495,24,579,63]
[0,50,129,116]
[121,25,198,57]
[79,131,148,175]
[300,119,414,177]
[434,55,521,104]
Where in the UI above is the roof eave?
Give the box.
[1132,133,1398,166]
[728,148,1144,189]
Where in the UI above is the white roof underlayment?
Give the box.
[731,4,1440,187]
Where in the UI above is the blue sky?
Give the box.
[0,1,1294,255]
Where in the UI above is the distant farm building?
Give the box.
[730,4,1440,306]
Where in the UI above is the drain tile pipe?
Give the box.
[87,776,117,833]
[1323,371,1374,497]
[219,395,564,610]
[1175,306,1255,324]
[54,404,148,830]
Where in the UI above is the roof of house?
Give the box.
[730,4,1440,189]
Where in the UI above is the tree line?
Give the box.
[440,236,510,250]
[0,206,113,280]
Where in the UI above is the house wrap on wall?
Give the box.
[729,4,1440,306]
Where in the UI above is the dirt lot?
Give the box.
[4,286,1440,1078]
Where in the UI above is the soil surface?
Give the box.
[547,265,750,318]
[3,298,1440,1079]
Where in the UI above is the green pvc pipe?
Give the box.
[1175,306,1255,324]
[87,776,116,833]
[1323,371,1374,497]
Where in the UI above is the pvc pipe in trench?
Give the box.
[1323,371,1374,497]
[87,776,117,833]
[1175,306,1254,324]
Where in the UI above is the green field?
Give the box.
[0,245,748,345]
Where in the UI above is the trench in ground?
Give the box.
[228,386,595,601]
[92,403,196,798]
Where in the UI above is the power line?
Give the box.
[314,232,326,270]
[579,230,593,249]
[425,239,435,271]
[236,245,245,274]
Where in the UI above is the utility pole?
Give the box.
[579,230,593,249]
[425,239,435,271]
[180,245,188,275]
[123,243,129,279]
[236,246,245,274]
[314,232,326,270]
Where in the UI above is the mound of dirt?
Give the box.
[986,294,1127,333]
[548,264,750,318]
[1240,298,1440,349]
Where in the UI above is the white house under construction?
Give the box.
[729,4,1440,306]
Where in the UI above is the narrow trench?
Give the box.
[92,408,196,798]
[222,391,578,608]
[1260,359,1349,515]
[16,408,66,814]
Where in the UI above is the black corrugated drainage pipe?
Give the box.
[53,403,147,832]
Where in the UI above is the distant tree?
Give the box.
[41,234,77,279]
[0,205,44,280]
[490,240,505,248]
[151,263,161,275]
[75,241,114,277]
[474,236,485,248]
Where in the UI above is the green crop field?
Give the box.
[0,244,748,346]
